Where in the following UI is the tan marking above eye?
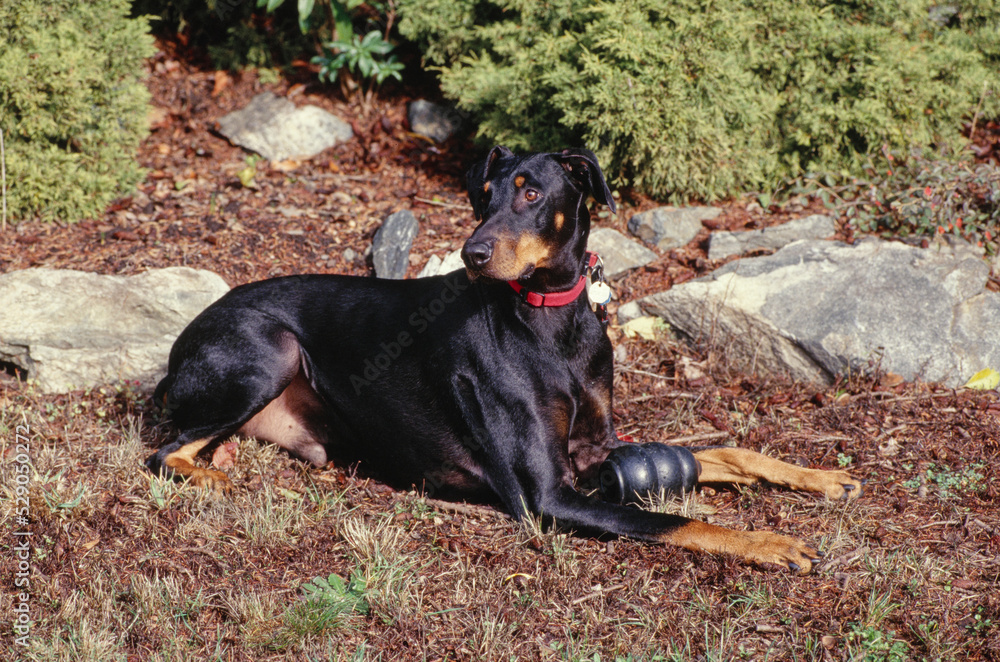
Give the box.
[514,176,525,188]
[525,189,539,202]
[554,211,565,231]
[483,181,490,193]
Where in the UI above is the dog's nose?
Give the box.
[462,240,494,269]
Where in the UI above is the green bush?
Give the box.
[0,0,155,223]
[398,0,1000,202]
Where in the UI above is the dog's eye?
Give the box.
[524,189,540,202]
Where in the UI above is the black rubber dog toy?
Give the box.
[599,443,700,505]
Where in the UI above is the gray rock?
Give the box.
[417,254,443,278]
[373,210,419,279]
[707,214,836,260]
[0,268,230,393]
[408,99,466,143]
[586,228,658,278]
[418,249,465,278]
[216,92,353,161]
[628,206,719,250]
[633,238,1000,387]
[615,300,644,324]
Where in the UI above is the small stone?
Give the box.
[417,249,465,278]
[408,99,467,143]
[615,300,644,324]
[586,228,658,277]
[627,206,719,250]
[216,92,353,162]
[417,255,442,278]
[372,210,419,279]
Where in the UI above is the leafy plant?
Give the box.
[314,30,404,86]
[966,606,995,637]
[258,0,403,100]
[902,462,987,499]
[845,623,911,662]
[250,570,371,649]
[280,570,370,639]
[844,590,910,662]
[799,147,1000,253]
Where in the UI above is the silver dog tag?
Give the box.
[588,281,611,306]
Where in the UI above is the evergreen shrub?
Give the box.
[398,0,1000,201]
[0,0,155,222]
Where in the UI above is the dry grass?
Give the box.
[2,330,999,661]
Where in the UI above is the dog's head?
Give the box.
[462,146,615,287]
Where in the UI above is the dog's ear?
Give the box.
[553,148,616,214]
[466,145,514,219]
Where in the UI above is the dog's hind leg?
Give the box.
[693,447,862,500]
[150,323,307,487]
[152,438,233,492]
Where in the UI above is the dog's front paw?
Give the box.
[746,531,823,574]
[809,470,863,500]
[662,520,823,574]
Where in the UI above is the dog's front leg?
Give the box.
[694,447,862,499]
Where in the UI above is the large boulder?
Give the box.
[707,214,836,260]
[0,268,230,393]
[633,238,1000,387]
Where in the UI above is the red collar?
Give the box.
[508,252,599,307]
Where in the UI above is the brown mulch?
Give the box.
[1,37,999,661]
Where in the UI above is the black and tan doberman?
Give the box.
[148,146,861,572]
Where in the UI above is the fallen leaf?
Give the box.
[277,487,303,501]
[211,441,238,470]
[271,159,302,172]
[878,372,905,389]
[81,537,100,552]
[212,70,232,97]
[620,316,665,340]
[237,165,257,189]
[964,367,999,390]
[679,356,708,382]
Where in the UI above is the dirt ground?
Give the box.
[1,40,999,661]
